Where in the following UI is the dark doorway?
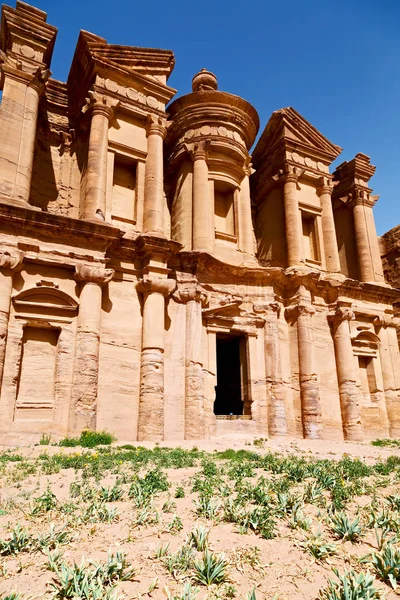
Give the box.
[214,334,246,416]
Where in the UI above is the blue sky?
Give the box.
[11,0,400,234]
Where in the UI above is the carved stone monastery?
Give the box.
[0,1,399,444]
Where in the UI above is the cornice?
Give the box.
[0,199,122,247]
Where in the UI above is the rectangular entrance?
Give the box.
[214,333,249,416]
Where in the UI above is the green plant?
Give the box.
[59,429,115,448]
[45,546,65,571]
[165,515,183,533]
[39,433,51,445]
[194,495,220,519]
[319,569,380,600]
[189,525,209,551]
[1,594,23,600]
[299,533,337,561]
[193,550,228,586]
[0,524,32,555]
[371,439,400,448]
[366,542,400,589]
[31,485,58,514]
[175,486,185,498]
[36,523,71,550]
[154,542,170,558]
[165,582,199,600]
[163,544,194,577]
[330,512,363,542]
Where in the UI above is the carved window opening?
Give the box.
[302,213,320,263]
[112,153,136,227]
[15,326,60,421]
[358,356,377,394]
[214,180,236,241]
[214,333,249,417]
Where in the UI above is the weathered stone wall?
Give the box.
[0,1,399,445]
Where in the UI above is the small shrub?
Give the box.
[0,524,33,555]
[299,533,337,561]
[366,542,400,589]
[330,512,363,542]
[175,486,185,498]
[319,568,380,600]
[193,550,228,586]
[59,429,115,448]
[189,525,209,551]
[39,433,51,445]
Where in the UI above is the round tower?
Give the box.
[166,70,259,265]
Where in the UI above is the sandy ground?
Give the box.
[0,436,398,600]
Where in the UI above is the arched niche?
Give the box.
[12,284,78,317]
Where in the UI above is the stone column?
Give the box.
[317,179,341,273]
[286,293,322,439]
[83,92,119,222]
[329,305,363,441]
[239,162,256,256]
[0,249,23,391]
[0,66,48,202]
[352,191,384,283]
[188,141,213,253]
[175,283,208,439]
[377,315,400,437]
[254,301,286,436]
[70,263,114,432]
[281,169,302,267]
[136,277,176,441]
[143,115,167,236]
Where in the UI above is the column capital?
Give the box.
[328,303,355,324]
[272,164,304,186]
[349,188,378,209]
[75,263,114,285]
[173,282,209,306]
[83,91,119,122]
[0,248,23,274]
[243,157,255,177]
[253,301,281,320]
[285,301,315,322]
[374,313,400,328]
[185,140,210,162]
[136,277,176,297]
[0,62,50,95]
[316,177,335,197]
[146,114,168,139]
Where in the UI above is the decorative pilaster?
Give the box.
[0,249,23,390]
[187,141,213,253]
[238,161,256,256]
[376,314,400,437]
[82,92,119,221]
[328,304,363,441]
[351,190,384,283]
[254,301,286,436]
[0,3,56,203]
[174,282,208,439]
[136,277,177,441]
[70,263,114,432]
[317,179,341,273]
[285,291,322,439]
[143,115,168,236]
[274,166,303,267]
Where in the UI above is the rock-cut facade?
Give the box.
[0,1,399,444]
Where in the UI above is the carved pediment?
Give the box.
[202,301,243,319]
[13,286,78,315]
[253,106,342,170]
[67,31,175,116]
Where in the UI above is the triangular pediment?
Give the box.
[253,107,342,167]
[67,31,175,116]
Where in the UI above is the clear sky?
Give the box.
[9,0,400,234]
